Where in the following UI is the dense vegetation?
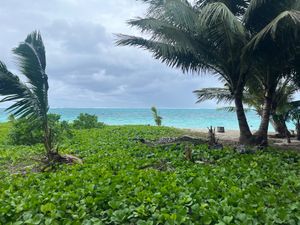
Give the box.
[1,124,299,224]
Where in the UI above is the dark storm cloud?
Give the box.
[0,0,222,108]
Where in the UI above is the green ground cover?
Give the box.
[0,124,299,224]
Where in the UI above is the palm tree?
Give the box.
[242,0,300,143]
[117,0,300,145]
[117,0,253,144]
[194,78,299,138]
[151,106,163,126]
[0,31,57,160]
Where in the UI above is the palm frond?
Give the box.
[116,34,212,72]
[0,31,49,119]
[128,17,198,50]
[140,0,196,30]
[197,2,248,86]
[0,61,27,96]
[243,10,300,64]
[198,2,246,35]
[217,106,253,113]
[0,61,40,119]
[198,2,247,49]
[193,87,234,104]
[195,0,250,16]
[244,0,297,32]
[12,31,49,118]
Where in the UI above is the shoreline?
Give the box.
[184,128,300,149]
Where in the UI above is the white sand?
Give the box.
[187,128,240,142]
[185,128,300,147]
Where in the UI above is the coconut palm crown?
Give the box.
[0,31,53,157]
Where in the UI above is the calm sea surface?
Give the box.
[0,108,294,131]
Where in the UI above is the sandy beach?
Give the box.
[184,128,300,150]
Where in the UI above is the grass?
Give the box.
[0,124,300,224]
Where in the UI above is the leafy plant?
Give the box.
[73,113,105,129]
[8,114,72,146]
[151,107,162,126]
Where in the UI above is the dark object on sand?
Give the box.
[217,127,225,133]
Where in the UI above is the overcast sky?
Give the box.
[0,0,223,108]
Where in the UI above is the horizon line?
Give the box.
[0,107,222,110]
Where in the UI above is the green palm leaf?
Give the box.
[12,31,49,118]
[116,34,210,72]
[0,61,40,119]
[245,10,300,52]
[194,88,234,104]
[196,0,250,16]
[243,0,297,32]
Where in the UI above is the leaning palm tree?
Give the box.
[117,0,253,144]
[0,31,57,160]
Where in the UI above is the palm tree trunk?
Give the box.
[270,115,290,138]
[43,116,53,159]
[296,121,300,141]
[254,89,274,145]
[44,124,51,153]
[234,93,253,144]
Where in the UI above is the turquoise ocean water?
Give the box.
[0,108,294,131]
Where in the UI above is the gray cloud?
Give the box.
[0,0,223,108]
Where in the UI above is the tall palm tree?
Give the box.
[117,0,300,145]
[242,0,300,143]
[0,31,55,159]
[117,0,253,144]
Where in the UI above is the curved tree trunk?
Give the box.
[234,93,253,144]
[254,89,274,146]
[296,123,300,141]
[270,115,290,138]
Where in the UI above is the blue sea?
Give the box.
[0,108,294,131]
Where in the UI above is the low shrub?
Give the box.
[8,114,72,146]
[72,113,105,129]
